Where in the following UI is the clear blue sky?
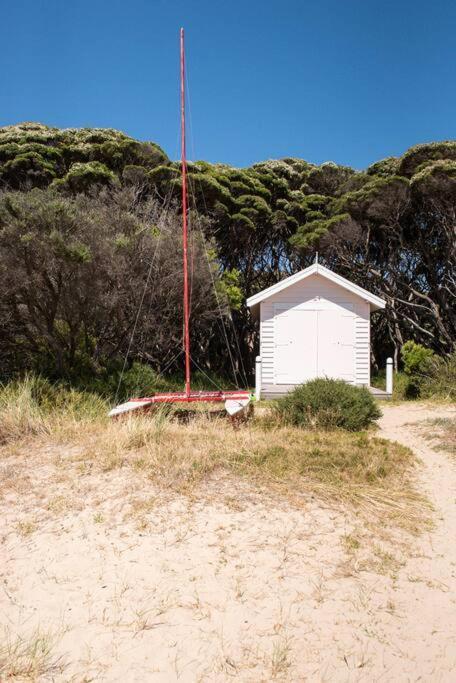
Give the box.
[1,0,455,169]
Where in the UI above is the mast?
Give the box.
[180,27,191,397]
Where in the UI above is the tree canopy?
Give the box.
[0,122,454,381]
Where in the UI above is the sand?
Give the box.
[1,403,456,681]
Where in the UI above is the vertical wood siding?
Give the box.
[259,274,371,386]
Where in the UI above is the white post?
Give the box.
[386,357,393,395]
[255,356,262,401]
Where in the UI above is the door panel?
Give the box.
[275,309,318,383]
[317,308,354,381]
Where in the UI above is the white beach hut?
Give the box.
[247,263,389,399]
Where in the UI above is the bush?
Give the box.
[396,373,421,400]
[397,343,455,400]
[371,369,423,400]
[115,362,174,400]
[99,362,240,403]
[419,351,456,400]
[401,341,434,375]
[273,378,382,431]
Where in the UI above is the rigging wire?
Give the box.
[187,172,241,386]
[189,355,224,392]
[114,33,250,404]
[184,66,250,388]
[113,168,178,404]
[155,346,184,378]
[114,61,184,404]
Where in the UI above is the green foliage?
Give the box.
[417,351,456,400]
[397,373,421,400]
[148,164,179,192]
[0,123,169,194]
[231,213,255,230]
[375,348,455,401]
[114,362,173,400]
[217,269,243,310]
[0,152,57,188]
[236,193,272,217]
[332,176,409,221]
[273,378,382,431]
[401,341,435,375]
[398,141,456,177]
[49,230,92,262]
[306,162,355,196]
[0,186,228,387]
[366,157,400,177]
[122,164,149,186]
[410,159,456,198]
[290,213,350,248]
[370,371,417,401]
[54,161,117,192]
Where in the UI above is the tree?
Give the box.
[291,168,456,366]
[0,187,227,381]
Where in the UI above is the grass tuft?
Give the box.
[0,627,65,680]
[421,417,456,457]
[0,374,107,445]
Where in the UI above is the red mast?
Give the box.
[180,28,191,398]
[108,28,252,417]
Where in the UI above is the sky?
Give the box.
[1,0,455,169]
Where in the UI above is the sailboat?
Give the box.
[109,29,252,419]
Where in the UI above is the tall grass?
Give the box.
[0,375,107,444]
[420,352,456,400]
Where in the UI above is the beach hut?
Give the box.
[247,263,389,399]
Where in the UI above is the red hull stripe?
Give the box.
[129,391,250,404]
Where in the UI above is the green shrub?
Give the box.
[419,351,456,400]
[371,370,419,400]
[401,341,435,375]
[273,378,382,431]
[396,373,421,400]
[106,362,240,403]
[117,362,173,399]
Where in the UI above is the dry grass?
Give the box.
[0,375,105,446]
[0,378,429,531]
[0,627,66,680]
[420,417,456,457]
[73,409,428,531]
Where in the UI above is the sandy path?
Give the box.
[375,403,456,680]
[1,403,456,681]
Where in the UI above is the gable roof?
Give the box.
[246,263,386,311]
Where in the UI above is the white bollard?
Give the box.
[255,356,262,401]
[386,357,393,395]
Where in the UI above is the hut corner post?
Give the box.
[386,357,393,395]
[255,356,262,401]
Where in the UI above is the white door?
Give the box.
[317,307,355,381]
[275,308,318,383]
[274,303,355,384]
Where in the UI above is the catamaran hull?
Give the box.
[108,390,252,418]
